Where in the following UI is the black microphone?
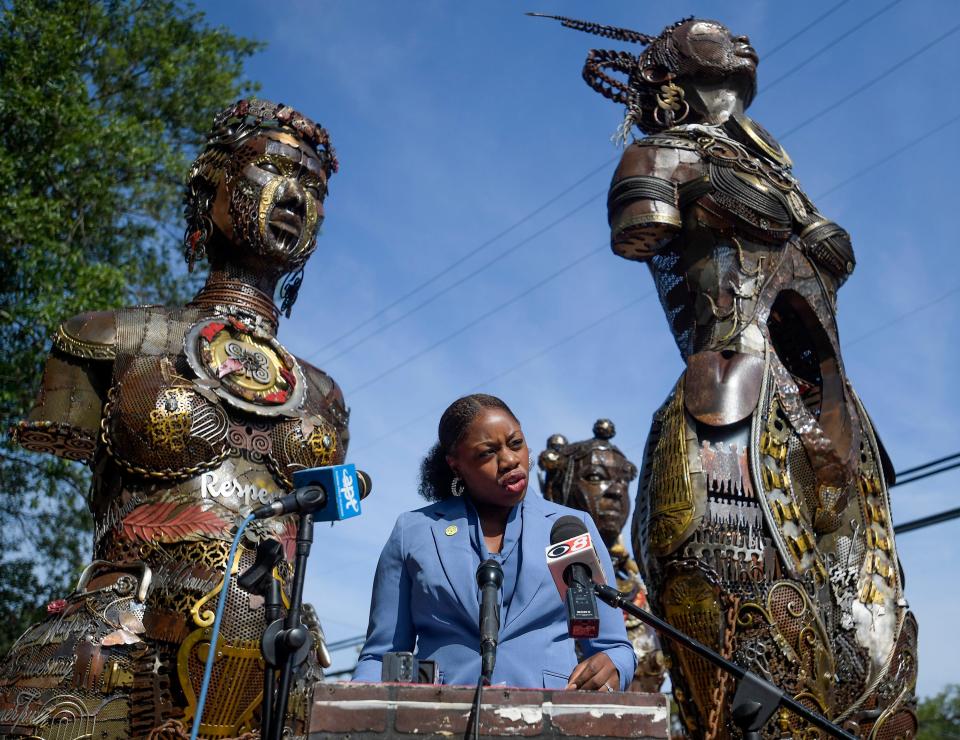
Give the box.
[548,516,601,639]
[476,559,503,683]
[252,466,372,520]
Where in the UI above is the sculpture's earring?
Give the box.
[654,78,689,128]
[450,476,465,497]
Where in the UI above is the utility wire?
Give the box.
[345,244,606,397]
[338,103,960,408]
[894,506,960,534]
[315,189,606,366]
[896,451,960,478]
[759,0,904,93]
[843,283,960,348]
[316,3,906,357]
[310,158,616,357]
[349,292,654,455]
[322,24,960,379]
[893,460,960,489]
[763,0,854,60]
[779,21,960,140]
[322,453,960,664]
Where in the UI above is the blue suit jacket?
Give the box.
[352,493,636,689]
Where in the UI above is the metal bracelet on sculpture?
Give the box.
[607,175,679,223]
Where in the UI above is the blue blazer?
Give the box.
[352,493,636,689]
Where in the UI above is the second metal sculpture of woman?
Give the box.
[0,98,346,739]
[535,14,917,738]
[538,419,666,692]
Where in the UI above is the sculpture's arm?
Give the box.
[299,359,350,455]
[607,142,704,262]
[10,311,115,463]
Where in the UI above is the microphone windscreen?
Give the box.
[550,515,588,544]
[356,469,373,499]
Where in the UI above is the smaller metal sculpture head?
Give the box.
[538,419,638,547]
[530,14,757,135]
[183,98,338,280]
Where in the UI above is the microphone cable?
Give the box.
[189,512,256,740]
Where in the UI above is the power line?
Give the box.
[894,506,960,534]
[763,0,854,61]
[316,5,906,358]
[321,457,960,675]
[779,21,960,140]
[338,102,960,407]
[843,283,960,348]
[345,244,606,397]
[759,0,904,93]
[315,188,606,366]
[816,111,960,199]
[349,293,654,455]
[893,460,960,489]
[327,25,960,380]
[896,451,960,478]
[310,158,616,358]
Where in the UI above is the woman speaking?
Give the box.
[352,394,636,690]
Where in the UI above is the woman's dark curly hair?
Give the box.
[418,393,518,502]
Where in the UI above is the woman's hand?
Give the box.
[565,652,620,692]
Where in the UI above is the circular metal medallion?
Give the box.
[185,315,305,417]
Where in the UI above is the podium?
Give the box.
[308,682,669,739]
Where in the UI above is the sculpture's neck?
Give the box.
[682,79,748,126]
[190,262,281,334]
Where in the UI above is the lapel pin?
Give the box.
[445,524,458,536]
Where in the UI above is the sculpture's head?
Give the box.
[538,419,638,548]
[531,14,757,134]
[183,98,338,313]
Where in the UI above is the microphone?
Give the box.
[252,464,372,520]
[476,559,503,683]
[546,516,606,638]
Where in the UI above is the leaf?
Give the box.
[121,502,228,543]
[102,628,142,646]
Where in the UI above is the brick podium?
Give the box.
[308,683,669,739]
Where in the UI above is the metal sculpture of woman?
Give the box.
[535,14,917,738]
[538,419,666,693]
[0,99,347,739]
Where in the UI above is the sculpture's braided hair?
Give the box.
[419,393,519,502]
[530,13,694,137]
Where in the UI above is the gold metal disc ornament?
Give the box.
[185,315,306,417]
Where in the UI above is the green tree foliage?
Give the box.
[0,0,261,653]
[918,684,960,739]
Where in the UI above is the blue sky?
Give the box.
[194,1,960,696]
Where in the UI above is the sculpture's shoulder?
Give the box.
[297,356,350,434]
[615,127,707,185]
[54,310,118,361]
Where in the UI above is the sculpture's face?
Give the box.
[674,20,758,83]
[571,448,634,545]
[211,130,327,271]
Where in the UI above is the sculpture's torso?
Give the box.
[618,121,918,738]
[0,304,348,738]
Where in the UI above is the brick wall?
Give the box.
[309,682,669,739]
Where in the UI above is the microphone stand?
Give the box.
[593,584,857,740]
[238,513,316,740]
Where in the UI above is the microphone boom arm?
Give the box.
[593,583,856,740]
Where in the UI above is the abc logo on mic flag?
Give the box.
[292,463,363,522]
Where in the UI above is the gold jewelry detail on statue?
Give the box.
[733,113,793,168]
[653,79,689,127]
[147,388,193,453]
[101,386,230,481]
[646,380,698,556]
[53,323,117,360]
[190,548,243,628]
[177,627,263,737]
